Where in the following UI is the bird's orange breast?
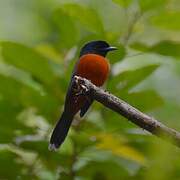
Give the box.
[76,54,110,86]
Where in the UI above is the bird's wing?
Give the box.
[80,98,93,117]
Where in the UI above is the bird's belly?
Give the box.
[76,54,110,86]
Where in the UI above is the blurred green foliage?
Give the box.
[0,0,180,179]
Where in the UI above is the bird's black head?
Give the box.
[80,40,117,57]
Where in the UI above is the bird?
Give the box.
[49,40,117,150]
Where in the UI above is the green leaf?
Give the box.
[77,160,129,179]
[113,0,132,8]
[150,41,180,59]
[124,90,163,111]
[1,42,56,84]
[108,64,159,94]
[20,85,59,121]
[0,98,35,143]
[139,0,167,11]
[60,4,104,34]
[99,103,134,132]
[113,54,161,75]
[77,148,131,179]
[0,65,41,142]
[130,42,149,52]
[145,139,177,180]
[0,99,24,143]
[52,9,78,48]
[107,43,126,64]
[151,11,180,30]
[35,43,63,64]
[0,149,25,179]
[19,140,49,155]
[0,69,59,120]
[119,64,159,91]
[0,62,44,94]
[19,140,72,170]
[130,41,180,59]
[96,133,146,165]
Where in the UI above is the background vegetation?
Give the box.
[0,0,180,179]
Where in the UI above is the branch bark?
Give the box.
[73,76,180,148]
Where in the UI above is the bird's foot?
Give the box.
[73,76,89,96]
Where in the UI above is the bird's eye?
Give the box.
[95,45,106,50]
[95,45,100,49]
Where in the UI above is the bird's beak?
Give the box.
[104,46,118,52]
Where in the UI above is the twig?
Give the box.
[72,76,180,148]
[122,11,142,46]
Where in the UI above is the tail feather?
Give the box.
[49,111,73,150]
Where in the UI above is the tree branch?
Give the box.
[73,76,180,148]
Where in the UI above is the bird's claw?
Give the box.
[73,76,89,96]
[75,84,88,96]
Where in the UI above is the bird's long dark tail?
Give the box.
[49,111,73,150]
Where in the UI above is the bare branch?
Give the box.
[122,11,142,46]
[73,76,180,148]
